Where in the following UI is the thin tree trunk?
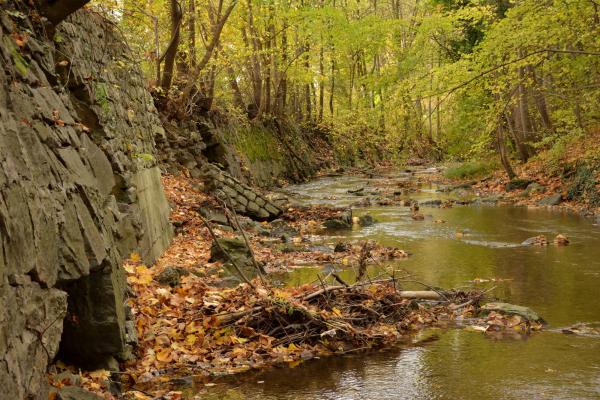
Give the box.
[497,122,517,180]
[508,107,529,162]
[529,67,552,132]
[329,57,335,116]
[227,66,245,109]
[304,43,311,120]
[188,0,197,68]
[181,0,237,103]
[318,44,325,121]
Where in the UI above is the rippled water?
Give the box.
[198,171,600,399]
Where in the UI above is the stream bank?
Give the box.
[142,168,600,400]
[53,165,600,400]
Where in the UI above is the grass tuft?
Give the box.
[444,161,495,180]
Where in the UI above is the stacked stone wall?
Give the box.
[201,164,283,220]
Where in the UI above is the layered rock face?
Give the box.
[0,5,172,399]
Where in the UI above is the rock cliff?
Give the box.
[0,5,172,399]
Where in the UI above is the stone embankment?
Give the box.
[201,164,283,220]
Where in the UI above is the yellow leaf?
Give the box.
[231,336,248,344]
[123,264,135,274]
[185,321,204,334]
[88,369,110,380]
[287,343,300,352]
[156,349,172,363]
[185,335,197,345]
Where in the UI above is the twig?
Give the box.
[450,286,496,310]
[332,272,349,287]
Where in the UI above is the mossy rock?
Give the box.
[505,178,533,192]
[209,237,252,266]
[480,302,544,323]
[358,214,376,226]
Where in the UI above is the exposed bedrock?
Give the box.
[0,5,172,398]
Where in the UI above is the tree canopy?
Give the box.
[97,0,600,173]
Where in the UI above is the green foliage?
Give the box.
[104,0,600,167]
[444,160,495,179]
[11,48,28,77]
[95,83,110,113]
[132,152,155,162]
[232,126,282,163]
[567,162,600,207]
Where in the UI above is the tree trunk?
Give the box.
[188,0,197,68]
[304,43,311,120]
[510,103,530,162]
[227,66,245,110]
[497,116,517,179]
[180,0,237,105]
[318,44,325,121]
[160,0,182,93]
[329,57,335,116]
[530,67,553,132]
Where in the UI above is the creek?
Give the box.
[200,170,600,399]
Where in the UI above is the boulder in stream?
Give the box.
[554,234,569,246]
[323,210,353,230]
[348,187,366,195]
[521,235,549,246]
[334,242,351,252]
[358,214,376,226]
[269,219,299,241]
[480,302,544,324]
[324,218,352,229]
[538,193,562,206]
[419,199,443,207]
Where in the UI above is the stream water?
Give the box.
[200,171,600,399]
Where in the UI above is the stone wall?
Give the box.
[201,164,283,220]
[0,5,172,399]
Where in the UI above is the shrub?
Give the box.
[444,161,495,180]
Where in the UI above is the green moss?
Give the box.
[444,160,495,180]
[132,153,155,162]
[95,83,111,113]
[12,48,29,77]
[233,126,282,163]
